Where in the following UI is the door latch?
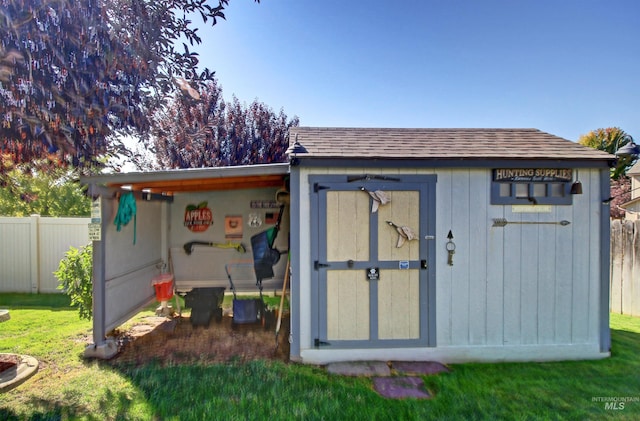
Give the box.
[314,261,330,270]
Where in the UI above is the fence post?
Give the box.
[621,220,634,314]
[610,220,622,313]
[633,221,640,316]
[29,214,40,293]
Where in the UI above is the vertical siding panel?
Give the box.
[520,220,539,345]
[555,204,574,343]
[571,170,594,343]
[450,170,470,345]
[436,170,453,346]
[538,208,557,344]
[486,205,505,345]
[468,170,488,345]
[503,209,522,345]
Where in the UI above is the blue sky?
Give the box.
[196,0,639,142]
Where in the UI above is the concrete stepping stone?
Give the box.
[373,376,431,399]
[326,361,391,377]
[391,361,450,376]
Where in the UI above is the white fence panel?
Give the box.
[38,218,91,293]
[0,216,90,293]
[0,217,33,292]
[610,219,640,316]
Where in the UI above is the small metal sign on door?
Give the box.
[367,267,380,281]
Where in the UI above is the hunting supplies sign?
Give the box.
[493,168,573,183]
[184,202,213,232]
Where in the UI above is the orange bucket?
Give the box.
[152,273,174,301]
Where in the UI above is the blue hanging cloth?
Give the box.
[114,192,137,244]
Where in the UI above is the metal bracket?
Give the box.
[314,338,331,347]
[314,183,330,193]
[314,261,330,270]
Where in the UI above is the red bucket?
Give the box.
[152,274,174,301]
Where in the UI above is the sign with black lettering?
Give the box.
[493,169,572,182]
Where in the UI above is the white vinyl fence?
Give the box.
[0,216,90,293]
[610,219,640,316]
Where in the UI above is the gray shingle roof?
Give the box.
[289,127,613,161]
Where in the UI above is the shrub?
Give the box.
[55,244,93,320]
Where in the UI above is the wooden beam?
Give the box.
[107,174,286,194]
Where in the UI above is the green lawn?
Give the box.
[1,293,639,420]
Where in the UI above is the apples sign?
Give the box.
[184,202,213,232]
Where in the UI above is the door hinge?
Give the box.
[315,338,331,347]
[314,183,330,193]
[314,261,330,270]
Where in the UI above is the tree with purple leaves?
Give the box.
[151,78,299,168]
[0,0,258,176]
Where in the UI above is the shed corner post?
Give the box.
[288,166,302,361]
[84,184,118,359]
[599,169,611,354]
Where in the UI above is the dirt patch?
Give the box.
[108,312,290,367]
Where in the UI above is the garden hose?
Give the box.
[114,192,136,244]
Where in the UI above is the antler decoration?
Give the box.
[386,221,418,248]
[361,187,390,213]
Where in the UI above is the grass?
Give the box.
[0,293,639,420]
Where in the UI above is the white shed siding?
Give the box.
[436,168,602,348]
[296,166,603,362]
[104,199,164,332]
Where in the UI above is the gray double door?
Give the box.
[310,174,436,348]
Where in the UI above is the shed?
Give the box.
[287,127,613,364]
[82,164,291,358]
[82,127,614,364]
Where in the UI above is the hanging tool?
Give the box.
[183,241,246,255]
[275,256,291,351]
[492,218,571,227]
